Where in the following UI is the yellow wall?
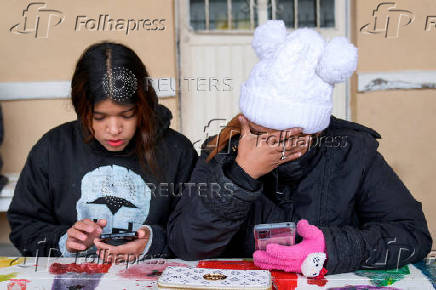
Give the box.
[0,0,178,246]
[0,0,179,173]
[352,0,435,249]
[0,0,177,81]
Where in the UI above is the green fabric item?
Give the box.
[355,265,410,287]
[0,272,18,282]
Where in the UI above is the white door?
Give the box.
[177,0,350,148]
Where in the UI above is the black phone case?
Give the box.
[100,232,137,246]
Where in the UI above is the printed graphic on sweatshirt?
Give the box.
[76,165,151,235]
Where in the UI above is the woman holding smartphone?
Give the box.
[8,42,197,261]
[168,21,432,277]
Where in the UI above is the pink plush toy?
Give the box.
[253,219,327,278]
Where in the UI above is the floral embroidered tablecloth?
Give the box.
[0,257,434,289]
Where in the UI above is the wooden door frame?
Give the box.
[175,0,352,134]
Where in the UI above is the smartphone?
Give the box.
[254,222,296,251]
[100,232,137,246]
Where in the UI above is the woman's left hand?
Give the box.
[94,226,150,263]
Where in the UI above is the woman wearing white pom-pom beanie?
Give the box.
[168,21,432,277]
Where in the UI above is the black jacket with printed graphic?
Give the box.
[168,116,432,274]
[8,105,197,257]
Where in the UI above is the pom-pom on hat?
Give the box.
[240,20,358,134]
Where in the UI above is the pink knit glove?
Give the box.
[253,219,327,277]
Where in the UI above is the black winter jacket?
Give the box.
[168,116,432,274]
[8,105,197,258]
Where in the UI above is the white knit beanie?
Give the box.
[239,20,358,134]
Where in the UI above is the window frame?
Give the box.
[188,0,338,34]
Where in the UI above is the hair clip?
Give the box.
[102,66,138,104]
